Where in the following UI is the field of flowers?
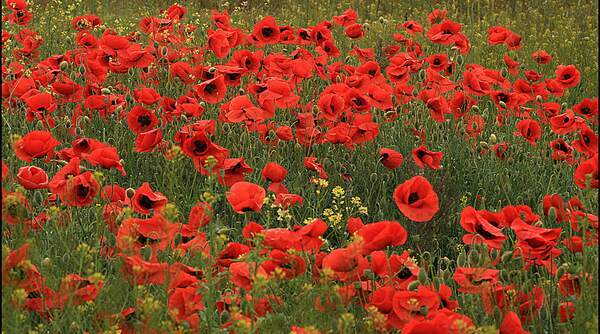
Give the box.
[1,0,598,333]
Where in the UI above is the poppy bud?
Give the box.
[420,306,428,317]
[536,95,543,103]
[499,269,509,282]
[501,251,513,264]
[490,248,499,259]
[126,94,134,105]
[479,141,488,148]
[180,114,188,122]
[418,69,426,81]
[126,187,135,199]
[160,46,168,57]
[471,105,480,113]
[407,280,419,291]
[499,101,507,109]
[199,101,206,108]
[379,17,384,24]
[500,67,508,78]
[101,88,111,95]
[561,102,568,111]
[420,251,431,263]
[457,252,466,267]
[489,133,497,144]
[79,65,86,75]
[547,207,557,222]
[556,264,567,278]
[238,88,245,95]
[344,56,351,63]
[208,66,217,73]
[412,234,420,243]
[60,61,69,71]
[468,249,480,266]
[141,246,152,261]
[173,233,182,246]
[455,54,464,66]
[442,268,452,281]
[220,310,230,322]
[363,22,370,30]
[41,257,52,267]
[417,268,428,285]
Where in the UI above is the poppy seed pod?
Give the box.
[141,245,152,261]
[125,187,135,199]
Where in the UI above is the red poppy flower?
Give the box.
[572,97,598,120]
[86,147,125,175]
[60,171,100,207]
[120,255,168,285]
[262,162,288,183]
[393,176,439,222]
[514,119,541,145]
[133,87,161,105]
[460,206,507,249]
[194,75,227,104]
[572,124,598,156]
[226,182,266,213]
[426,20,462,45]
[58,274,103,307]
[253,16,280,44]
[344,23,364,39]
[135,128,163,153]
[127,106,158,134]
[392,286,440,323]
[379,148,403,170]
[453,267,499,294]
[543,194,566,223]
[187,202,212,230]
[333,8,357,27]
[303,157,328,179]
[355,220,407,254]
[13,131,60,162]
[554,65,580,89]
[16,166,48,190]
[573,154,598,189]
[321,245,368,281]
[511,218,562,274]
[219,157,253,187]
[500,311,529,334]
[131,182,168,215]
[411,145,443,170]
[168,286,203,329]
[230,261,269,290]
[2,160,8,181]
